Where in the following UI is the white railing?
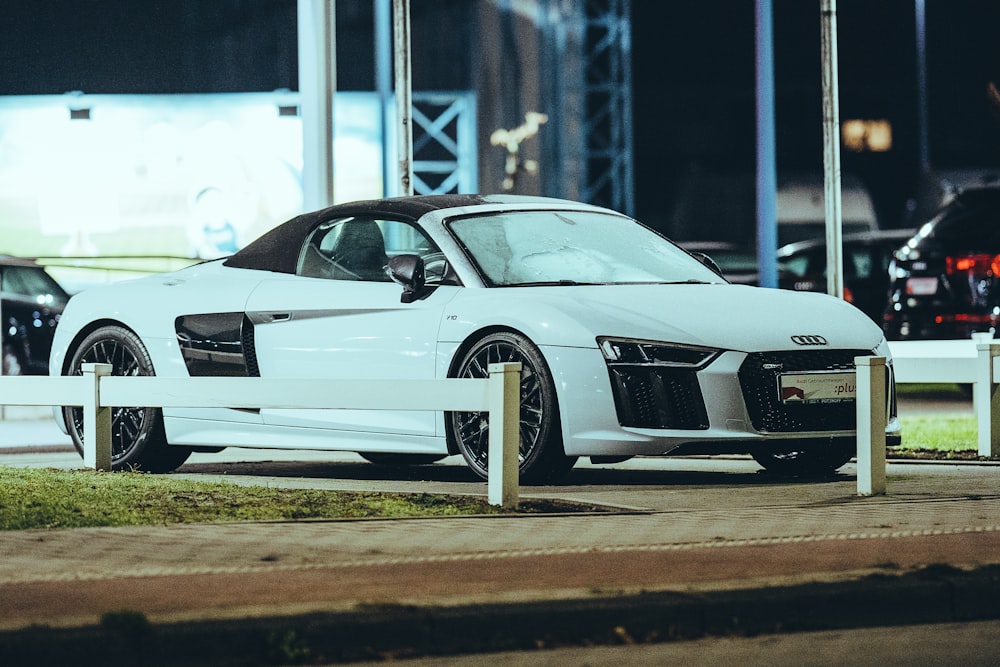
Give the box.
[4,338,996,503]
[855,356,887,497]
[856,335,1000,497]
[888,333,1000,458]
[0,362,523,508]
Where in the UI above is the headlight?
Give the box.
[597,337,720,368]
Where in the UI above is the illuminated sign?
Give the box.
[0,92,384,259]
[841,119,892,153]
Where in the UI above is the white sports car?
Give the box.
[51,194,900,483]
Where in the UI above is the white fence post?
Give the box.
[81,363,112,471]
[974,338,1000,458]
[487,362,521,508]
[855,355,886,496]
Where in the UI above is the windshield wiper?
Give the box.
[507,279,598,287]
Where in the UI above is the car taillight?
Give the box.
[945,254,1000,277]
[934,313,999,325]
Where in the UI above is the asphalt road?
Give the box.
[345,620,1000,667]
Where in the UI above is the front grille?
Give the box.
[739,349,868,433]
[608,366,709,430]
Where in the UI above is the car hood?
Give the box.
[450,283,883,353]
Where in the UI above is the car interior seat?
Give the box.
[328,220,390,281]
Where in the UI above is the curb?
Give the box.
[4,564,1000,666]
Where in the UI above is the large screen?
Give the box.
[0,91,384,260]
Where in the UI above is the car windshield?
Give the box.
[448,210,724,286]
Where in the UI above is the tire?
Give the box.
[63,325,192,472]
[450,331,576,484]
[359,452,447,465]
[751,439,854,476]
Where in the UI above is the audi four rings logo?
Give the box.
[791,335,828,346]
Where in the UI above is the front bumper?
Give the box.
[550,346,901,458]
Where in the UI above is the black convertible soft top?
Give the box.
[223,194,521,274]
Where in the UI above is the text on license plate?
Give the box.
[779,371,856,404]
[906,276,938,296]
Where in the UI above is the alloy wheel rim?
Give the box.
[71,339,148,462]
[456,341,544,472]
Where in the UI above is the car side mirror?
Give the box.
[387,254,426,303]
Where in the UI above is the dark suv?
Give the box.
[884,187,1000,340]
[1,256,69,375]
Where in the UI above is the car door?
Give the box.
[245,216,460,436]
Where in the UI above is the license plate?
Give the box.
[906,276,938,296]
[779,371,856,404]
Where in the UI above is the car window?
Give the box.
[296,217,444,282]
[927,197,1000,245]
[779,254,810,278]
[448,210,723,286]
[1,266,69,304]
[780,247,875,280]
[849,249,874,280]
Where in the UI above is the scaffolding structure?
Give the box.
[580,0,634,215]
[536,0,633,214]
[376,0,634,211]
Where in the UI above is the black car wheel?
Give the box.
[751,440,854,476]
[450,331,576,484]
[63,325,191,472]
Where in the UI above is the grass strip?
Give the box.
[0,467,592,531]
[897,413,977,452]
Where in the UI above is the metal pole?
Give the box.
[821,0,844,299]
[375,0,392,196]
[393,0,414,196]
[756,0,778,289]
[915,0,930,172]
[297,0,336,209]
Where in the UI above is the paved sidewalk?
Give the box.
[2,428,1000,665]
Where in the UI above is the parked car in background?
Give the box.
[776,229,915,324]
[678,241,759,285]
[775,173,880,246]
[51,194,899,480]
[667,170,879,248]
[884,187,1000,340]
[1,256,69,375]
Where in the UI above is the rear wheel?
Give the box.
[450,331,576,484]
[63,325,192,472]
[751,440,854,476]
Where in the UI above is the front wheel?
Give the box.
[449,331,576,484]
[751,440,854,476]
[63,325,192,472]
